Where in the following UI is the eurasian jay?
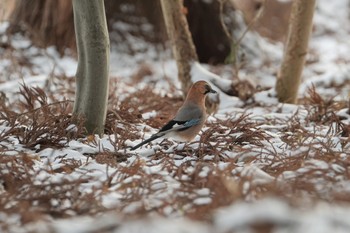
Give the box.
[130,80,217,150]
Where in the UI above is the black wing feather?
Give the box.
[159,120,188,132]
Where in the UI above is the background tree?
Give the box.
[275,0,316,103]
[8,0,74,55]
[160,0,198,95]
[72,0,110,135]
[7,0,234,63]
[184,0,232,64]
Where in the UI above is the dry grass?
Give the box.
[0,78,350,232]
[0,153,105,226]
[0,84,85,151]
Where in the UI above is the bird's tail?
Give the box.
[130,134,161,151]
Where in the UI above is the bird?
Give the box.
[130,80,217,150]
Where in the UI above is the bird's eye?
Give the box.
[204,85,211,94]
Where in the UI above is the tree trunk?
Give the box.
[72,0,110,135]
[275,0,316,103]
[184,0,233,64]
[8,0,233,64]
[160,0,198,96]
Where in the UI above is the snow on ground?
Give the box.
[1,0,350,232]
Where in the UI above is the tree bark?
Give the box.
[160,0,198,95]
[275,0,316,103]
[72,0,110,135]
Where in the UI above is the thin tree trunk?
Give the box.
[275,0,316,103]
[72,0,110,135]
[160,0,198,96]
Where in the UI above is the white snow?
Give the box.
[1,0,350,232]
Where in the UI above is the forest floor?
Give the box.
[1,1,350,232]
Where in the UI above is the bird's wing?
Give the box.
[156,118,201,136]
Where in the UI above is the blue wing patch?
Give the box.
[182,118,201,128]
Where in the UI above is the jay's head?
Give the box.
[185,81,217,105]
[192,81,217,96]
